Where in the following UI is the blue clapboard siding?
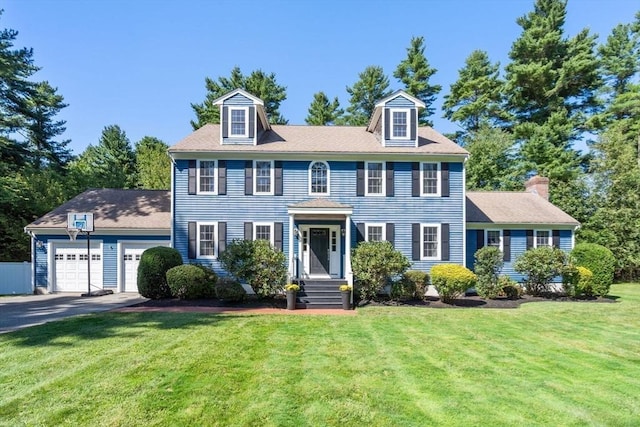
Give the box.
[174,159,465,276]
[34,234,170,289]
[466,228,574,283]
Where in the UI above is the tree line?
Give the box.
[2,1,639,280]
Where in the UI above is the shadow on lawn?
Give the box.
[5,311,241,347]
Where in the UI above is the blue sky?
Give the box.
[4,0,639,155]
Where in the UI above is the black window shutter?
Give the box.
[476,229,484,250]
[503,230,511,262]
[441,223,450,261]
[412,162,420,197]
[245,161,253,195]
[526,230,534,249]
[412,223,420,260]
[386,223,395,246]
[244,222,253,240]
[188,222,197,259]
[218,222,226,255]
[356,223,365,243]
[441,162,450,197]
[274,222,283,251]
[248,106,255,139]
[553,229,560,248]
[188,160,197,195]
[222,106,228,138]
[386,162,394,197]
[218,160,226,195]
[384,109,390,140]
[356,162,364,196]
[275,161,283,196]
[410,108,417,141]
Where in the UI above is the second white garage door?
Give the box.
[54,245,103,292]
[122,242,170,292]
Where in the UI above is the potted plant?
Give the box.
[339,284,352,310]
[285,283,300,310]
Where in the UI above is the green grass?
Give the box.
[1,284,640,426]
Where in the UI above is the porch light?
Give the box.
[293,227,300,238]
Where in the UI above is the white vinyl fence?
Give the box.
[0,262,32,295]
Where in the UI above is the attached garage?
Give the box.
[26,189,171,294]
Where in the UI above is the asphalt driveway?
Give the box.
[0,293,147,334]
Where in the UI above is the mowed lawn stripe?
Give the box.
[0,284,639,426]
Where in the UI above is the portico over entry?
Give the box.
[287,199,354,286]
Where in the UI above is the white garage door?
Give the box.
[122,243,170,292]
[54,246,103,292]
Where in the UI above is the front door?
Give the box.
[309,228,329,275]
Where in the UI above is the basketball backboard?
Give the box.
[67,212,94,232]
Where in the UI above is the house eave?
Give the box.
[169,151,468,162]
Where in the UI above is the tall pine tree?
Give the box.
[394,36,441,126]
[343,66,391,126]
[305,92,343,125]
[135,136,170,189]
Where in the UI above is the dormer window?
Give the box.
[229,107,248,137]
[391,109,410,139]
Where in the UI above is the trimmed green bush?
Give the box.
[430,264,477,303]
[390,278,416,301]
[166,264,217,299]
[190,263,218,298]
[497,275,522,299]
[571,243,615,297]
[562,264,580,297]
[137,246,183,299]
[219,239,287,298]
[474,246,504,299]
[514,247,567,296]
[215,277,246,302]
[403,270,430,300]
[352,241,411,301]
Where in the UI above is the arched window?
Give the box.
[309,161,329,195]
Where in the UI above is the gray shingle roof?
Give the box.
[26,189,171,231]
[466,192,579,225]
[169,124,468,156]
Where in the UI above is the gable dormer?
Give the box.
[367,90,425,148]
[212,89,271,145]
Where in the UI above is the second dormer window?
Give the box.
[229,107,248,137]
[391,109,410,139]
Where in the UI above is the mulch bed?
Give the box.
[131,294,617,310]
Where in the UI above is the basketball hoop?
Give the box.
[66,228,80,241]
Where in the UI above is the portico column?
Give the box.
[345,214,353,286]
[288,213,295,280]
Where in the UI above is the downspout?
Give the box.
[169,152,176,248]
[25,228,36,294]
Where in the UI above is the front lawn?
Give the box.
[1,284,639,426]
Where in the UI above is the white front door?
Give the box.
[54,245,103,292]
[300,225,340,278]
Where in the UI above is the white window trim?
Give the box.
[534,230,552,248]
[196,221,218,260]
[485,229,503,252]
[365,223,386,242]
[196,159,217,195]
[253,222,275,246]
[390,108,411,140]
[365,161,386,196]
[228,106,249,138]
[420,223,441,261]
[308,161,330,196]
[253,160,274,195]
[420,162,441,197]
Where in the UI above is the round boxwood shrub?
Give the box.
[190,263,218,298]
[166,264,214,299]
[430,264,477,303]
[215,277,246,302]
[571,243,615,297]
[497,275,523,299]
[137,246,183,299]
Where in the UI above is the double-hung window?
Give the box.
[229,107,248,137]
[365,162,384,195]
[421,224,440,260]
[421,162,440,196]
[253,222,274,246]
[254,160,274,194]
[197,222,217,259]
[486,229,503,251]
[309,161,329,195]
[366,223,385,242]
[197,160,216,194]
[534,230,551,248]
[391,109,410,139]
